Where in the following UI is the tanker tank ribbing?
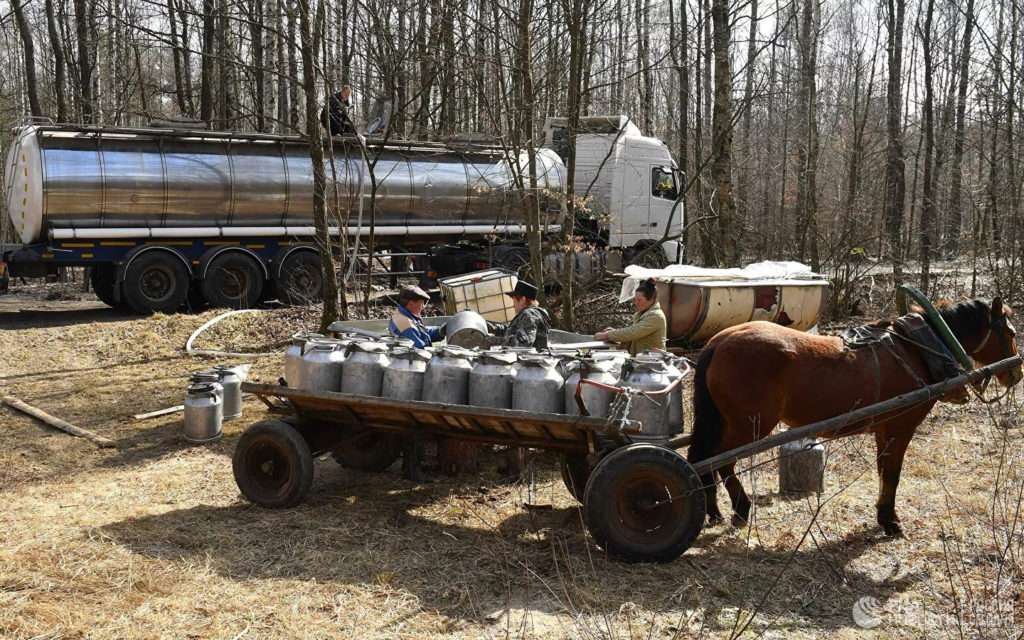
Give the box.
[5,125,565,244]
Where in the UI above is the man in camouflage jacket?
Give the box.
[488,281,550,349]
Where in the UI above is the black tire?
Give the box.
[331,433,401,472]
[90,264,119,308]
[560,453,592,503]
[233,419,314,508]
[121,251,191,314]
[274,251,324,306]
[583,444,705,563]
[201,252,265,309]
[624,241,668,269]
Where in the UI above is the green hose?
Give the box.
[896,283,974,371]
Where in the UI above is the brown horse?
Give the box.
[687,297,1020,535]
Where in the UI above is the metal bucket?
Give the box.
[183,382,223,442]
[382,347,431,400]
[513,354,564,414]
[638,350,685,435]
[341,341,391,396]
[617,358,672,440]
[469,351,517,408]
[284,332,323,387]
[423,346,475,404]
[446,309,490,349]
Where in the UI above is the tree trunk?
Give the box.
[13,0,43,117]
[918,0,936,294]
[200,0,216,124]
[711,0,737,266]
[794,0,820,270]
[883,0,907,276]
[74,0,95,122]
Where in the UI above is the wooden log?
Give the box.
[3,396,116,448]
[778,438,825,495]
[691,354,1022,476]
[134,405,185,420]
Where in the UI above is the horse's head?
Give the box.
[943,297,1020,387]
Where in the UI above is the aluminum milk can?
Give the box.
[212,363,251,421]
[513,354,564,414]
[423,346,475,405]
[284,331,323,387]
[563,359,619,417]
[382,347,431,400]
[592,349,630,374]
[469,351,518,409]
[638,350,686,435]
[341,341,391,396]
[183,382,223,442]
[297,337,346,391]
[617,358,672,440]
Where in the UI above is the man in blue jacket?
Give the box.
[389,285,445,347]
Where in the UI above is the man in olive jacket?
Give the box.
[595,278,666,355]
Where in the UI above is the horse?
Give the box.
[687,297,1020,536]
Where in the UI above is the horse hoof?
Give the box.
[707,514,725,526]
[731,514,749,528]
[882,522,904,537]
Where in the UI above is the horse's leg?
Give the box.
[702,473,724,525]
[717,462,752,526]
[874,430,913,536]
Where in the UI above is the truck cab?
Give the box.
[542,115,684,265]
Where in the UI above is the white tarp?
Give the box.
[618,261,824,303]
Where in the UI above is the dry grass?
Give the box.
[1,288,1022,639]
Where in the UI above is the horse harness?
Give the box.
[842,313,963,409]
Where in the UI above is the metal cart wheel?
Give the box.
[331,433,401,472]
[583,444,706,563]
[560,453,592,503]
[233,419,314,508]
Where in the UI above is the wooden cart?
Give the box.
[234,354,1021,563]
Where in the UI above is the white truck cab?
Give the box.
[542,115,684,264]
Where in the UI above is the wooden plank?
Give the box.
[3,396,116,448]
[691,355,1022,476]
[133,405,184,420]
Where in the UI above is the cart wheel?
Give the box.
[331,433,401,472]
[560,453,592,503]
[583,444,705,563]
[233,419,314,508]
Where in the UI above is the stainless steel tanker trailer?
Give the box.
[1,116,683,313]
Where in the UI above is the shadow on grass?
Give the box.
[98,460,918,633]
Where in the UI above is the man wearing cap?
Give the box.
[390,285,445,348]
[487,281,551,349]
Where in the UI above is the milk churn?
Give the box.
[638,350,686,435]
[382,347,431,400]
[469,351,517,408]
[183,382,223,442]
[616,358,672,440]
[341,341,391,396]
[591,349,631,375]
[563,359,619,417]
[297,337,346,391]
[423,346,475,404]
[284,332,323,387]
[513,354,564,414]
[212,364,251,421]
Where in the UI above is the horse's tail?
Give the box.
[687,346,723,474]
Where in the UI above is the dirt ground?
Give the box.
[1,280,1022,639]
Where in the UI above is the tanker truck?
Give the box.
[1,115,683,314]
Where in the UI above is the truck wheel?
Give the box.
[121,251,190,314]
[560,453,592,503]
[274,251,324,306]
[624,241,668,269]
[331,433,401,472]
[90,264,120,308]
[201,252,265,309]
[233,419,314,508]
[583,444,705,563]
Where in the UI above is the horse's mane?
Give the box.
[934,298,992,336]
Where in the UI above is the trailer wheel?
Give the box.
[583,444,705,563]
[122,251,191,314]
[90,264,122,309]
[560,453,592,503]
[275,251,324,306]
[233,419,314,508]
[331,433,401,472]
[202,252,265,309]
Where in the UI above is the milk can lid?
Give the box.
[518,354,556,368]
[190,370,220,382]
[480,351,517,365]
[187,382,220,396]
[350,340,389,353]
[390,346,432,361]
[290,331,324,345]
